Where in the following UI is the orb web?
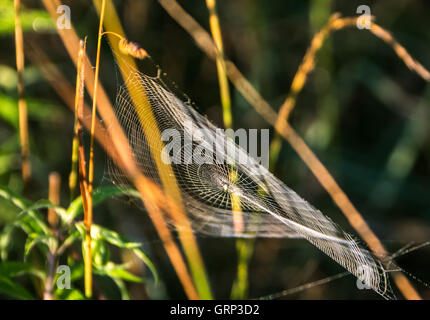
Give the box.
[105,63,394,299]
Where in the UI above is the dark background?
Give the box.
[0,0,429,299]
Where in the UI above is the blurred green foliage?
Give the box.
[0,0,54,35]
[0,185,157,299]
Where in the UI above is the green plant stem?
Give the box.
[231,238,254,299]
[85,0,106,299]
[205,0,254,299]
[205,0,232,129]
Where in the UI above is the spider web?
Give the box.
[105,63,395,300]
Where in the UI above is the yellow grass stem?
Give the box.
[205,0,232,129]
[69,38,87,201]
[14,0,31,187]
[84,0,107,299]
[230,169,254,299]
[204,0,252,298]
[205,0,242,232]
[69,133,79,200]
[269,14,430,170]
[158,0,423,299]
[231,237,254,299]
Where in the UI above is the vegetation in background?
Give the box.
[0,0,429,300]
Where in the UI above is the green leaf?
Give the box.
[24,233,57,258]
[74,222,86,239]
[66,186,140,224]
[55,288,85,300]
[111,277,130,300]
[0,223,14,261]
[0,188,50,235]
[132,248,159,284]
[93,239,110,267]
[0,276,34,300]
[93,224,140,249]
[25,199,68,226]
[95,262,142,283]
[74,221,158,283]
[3,213,42,238]
[64,262,84,282]
[0,219,35,261]
[90,224,158,282]
[0,186,31,211]
[0,261,44,280]
[57,230,80,255]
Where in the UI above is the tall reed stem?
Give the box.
[14,0,31,188]
[73,34,91,300]
[205,0,253,299]
[69,36,87,202]
[84,0,106,296]
[205,0,232,129]
[47,172,61,228]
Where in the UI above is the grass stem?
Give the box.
[204,0,253,299]
[84,0,107,298]
[14,0,31,188]
[269,14,430,170]
[205,0,232,129]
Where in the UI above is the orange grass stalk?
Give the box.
[70,38,93,298]
[14,0,31,187]
[75,38,93,299]
[269,14,430,168]
[47,172,61,228]
[70,38,87,200]
[157,0,423,300]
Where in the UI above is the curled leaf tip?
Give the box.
[119,38,148,59]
